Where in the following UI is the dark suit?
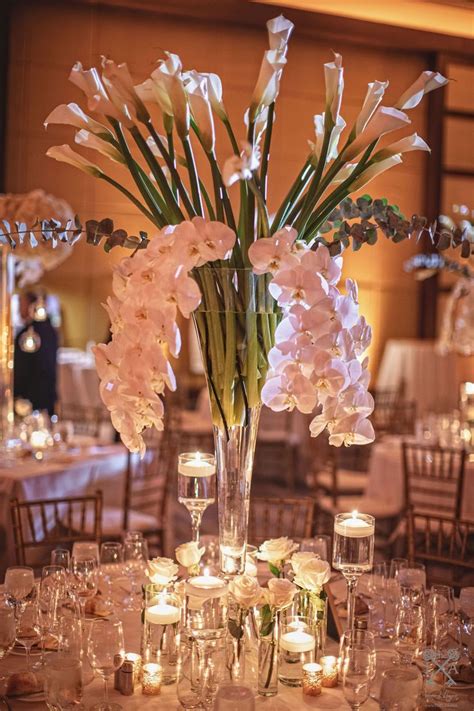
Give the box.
[14,319,58,416]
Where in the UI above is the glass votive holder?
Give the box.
[302,663,322,696]
[143,587,181,684]
[141,662,162,695]
[185,575,228,640]
[125,653,142,683]
[279,617,316,687]
[320,655,338,687]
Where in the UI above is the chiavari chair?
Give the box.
[59,403,110,439]
[248,497,314,546]
[10,491,103,571]
[254,407,301,489]
[373,398,417,437]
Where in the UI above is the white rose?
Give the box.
[294,558,331,592]
[265,578,297,609]
[229,575,263,609]
[256,537,299,564]
[175,541,205,568]
[146,557,179,585]
[290,551,317,575]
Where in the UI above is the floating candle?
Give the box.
[334,510,375,538]
[141,663,162,695]
[320,655,338,687]
[186,575,227,598]
[178,452,216,477]
[302,663,322,696]
[280,630,315,654]
[145,603,180,625]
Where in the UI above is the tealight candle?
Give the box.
[141,663,161,695]
[280,630,316,654]
[145,603,180,625]
[334,510,375,538]
[186,575,227,596]
[178,452,216,477]
[302,663,322,696]
[125,653,142,683]
[320,656,338,687]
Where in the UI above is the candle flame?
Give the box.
[196,451,201,462]
[351,510,359,518]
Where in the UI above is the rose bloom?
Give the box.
[290,551,318,575]
[147,557,179,585]
[175,541,205,568]
[229,575,263,609]
[264,578,297,609]
[257,537,299,564]
[294,558,331,592]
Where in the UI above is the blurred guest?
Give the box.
[14,291,58,416]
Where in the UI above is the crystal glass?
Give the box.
[4,566,35,609]
[100,542,123,606]
[379,667,422,710]
[300,535,331,561]
[459,587,474,619]
[69,557,99,618]
[278,616,316,687]
[394,598,424,665]
[333,512,375,631]
[58,615,83,660]
[123,539,147,611]
[16,597,41,669]
[178,452,216,544]
[370,650,398,702]
[72,541,100,563]
[388,558,407,580]
[177,635,201,710]
[0,597,16,659]
[214,685,255,710]
[41,565,67,606]
[87,618,125,711]
[339,629,376,684]
[398,562,426,605]
[366,562,388,637]
[426,585,453,649]
[45,652,83,710]
[340,643,373,710]
[51,548,71,570]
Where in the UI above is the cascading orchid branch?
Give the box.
[42,14,454,454]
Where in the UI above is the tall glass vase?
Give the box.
[192,266,276,576]
[0,246,15,460]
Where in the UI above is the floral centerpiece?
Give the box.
[39,14,455,574]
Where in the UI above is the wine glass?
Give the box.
[4,566,35,612]
[300,535,331,561]
[366,562,388,637]
[340,629,376,683]
[398,562,426,605]
[340,642,373,710]
[44,653,83,710]
[16,597,41,670]
[0,596,16,660]
[100,542,123,606]
[426,585,453,649]
[394,598,424,665]
[389,558,408,580]
[51,548,71,570]
[87,617,125,711]
[379,667,422,709]
[72,541,100,564]
[69,557,99,619]
[178,452,216,543]
[123,539,147,611]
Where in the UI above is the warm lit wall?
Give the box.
[6,1,430,376]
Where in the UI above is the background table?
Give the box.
[0,445,128,575]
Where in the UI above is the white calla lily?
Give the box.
[157,53,189,139]
[267,15,294,53]
[46,144,103,176]
[222,141,260,187]
[44,103,112,138]
[373,133,430,161]
[75,129,125,163]
[69,61,133,126]
[324,52,344,124]
[250,48,287,121]
[202,72,227,120]
[101,56,149,123]
[349,154,403,191]
[395,70,448,111]
[343,106,410,161]
[183,70,215,153]
[309,113,346,163]
[355,80,389,135]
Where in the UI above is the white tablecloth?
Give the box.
[0,445,128,575]
[376,339,459,415]
[364,436,474,520]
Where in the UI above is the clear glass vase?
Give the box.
[0,247,16,461]
[258,614,279,697]
[226,604,247,682]
[193,266,276,575]
[293,589,328,657]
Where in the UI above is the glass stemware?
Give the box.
[72,542,100,564]
[379,667,423,710]
[340,642,373,710]
[123,539,147,611]
[69,557,99,619]
[51,548,71,570]
[366,562,388,637]
[87,617,125,711]
[44,652,83,711]
[394,597,425,665]
[16,597,41,670]
[0,596,16,660]
[300,535,331,561]
[4,566,35,613]
[100,542,123,607]
[178,452,216,544]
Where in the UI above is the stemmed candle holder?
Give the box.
[178,452,216,544]
[333,511,375,632]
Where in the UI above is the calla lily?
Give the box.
[157,53,189,139]
[75,129,124,163]
[355,80,389,135]
[372,133,430,161]
[69,61,133,126]
[222,141,261,187]
[309,113,346,164]
[135,77,173,120]
[343,106,410,161]
[267,15,294,53]
[202,72,227,120]
[183,70,215,153]
[324,52,344,124]
[249,48,287,121]
[46,144,103,176]
[44,103,112,138]
[349,154,403,191]
[245,105,274,145]
[395,70,448,111]
[101,56,150,124]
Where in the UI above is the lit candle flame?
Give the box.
[351,510,359,518]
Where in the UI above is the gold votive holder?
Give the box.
[124,652,142,683]
[302,663,322,696]
[141,662,161,695]
[320,655,338,687]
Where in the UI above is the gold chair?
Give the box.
[248,497,314,546]
[10,491,103,570]
[407,508,474,589]
[373,399,417,437]
[402,442,466,519]
[255,407,301,490]
[59,404,110,439]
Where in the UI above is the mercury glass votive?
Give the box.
[141,662,162,695]
[302,663,323,696]
[320,656,338,687]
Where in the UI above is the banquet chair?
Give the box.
[373,398,417,437]
[248,497,314,546]
[407,508,474,589]
[10,491,103,571]
[254,407,301,489]
[402,442,467,519]
[60,403,110,439]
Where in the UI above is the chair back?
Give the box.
[248,497,314,546]
[10,491,102,570]
[373,399,416,436]
[59,403,109,438]
[402,442,466,519]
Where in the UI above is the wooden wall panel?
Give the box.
[6,0,431,377]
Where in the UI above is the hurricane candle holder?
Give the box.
[278,617,316,687]
[320,656,338,687]
[302,663,323,697]
[178,452,216,544]
[333,511,375,631]
[141,663,162,695]
[143,586,181,684]
[185,575,228,640]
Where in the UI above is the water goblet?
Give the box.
[398,562,426,605]
[340,642,373,710]
[51,548,71,570]
[100,542,123,606]
[69,557,99,619]
[388,558,408,580]
[0,596,16,660]
[301,535,331,561]
[4,566,35,613]
[16,597,41,670]
[379,667,422,710]
[45,652,83,711]
[72,541,99,564]
[123,538,147,611]
[394,597,424,665]
[178,452,216,544]
[87,617,125,711]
